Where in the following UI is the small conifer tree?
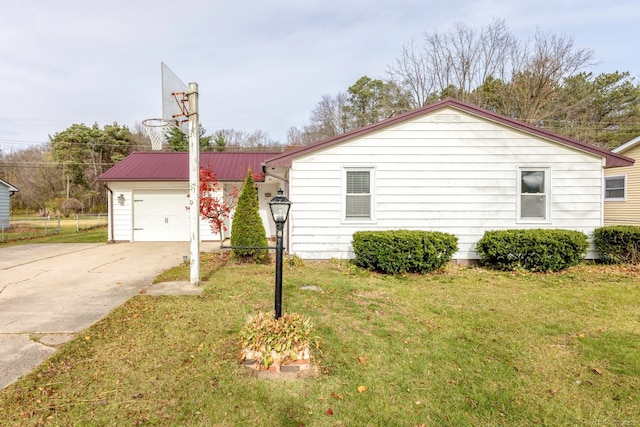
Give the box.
[230,169,269,263]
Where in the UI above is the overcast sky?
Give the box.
[1,0,639,152]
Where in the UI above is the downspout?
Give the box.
[105,184,115,243]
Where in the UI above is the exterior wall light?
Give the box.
[117,194,125,205]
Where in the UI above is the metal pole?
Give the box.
[274,220,284,319]
[188,82,200,286]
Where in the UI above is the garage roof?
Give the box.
[99,152,281,182]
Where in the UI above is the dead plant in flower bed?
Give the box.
[239,311,320,369]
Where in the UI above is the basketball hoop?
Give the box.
[142,118,173,151]
[143,63,190,151]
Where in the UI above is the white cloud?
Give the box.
[1,0,639,151]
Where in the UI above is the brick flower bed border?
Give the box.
[242,348,320,380]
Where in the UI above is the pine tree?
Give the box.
[230,169,268,263]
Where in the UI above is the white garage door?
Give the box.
[133,190,190,241]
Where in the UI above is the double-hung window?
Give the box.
[518,167,550,221]
[604,175,626,201]
[344,168,374,221]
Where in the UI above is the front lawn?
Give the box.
[1,258,638,426]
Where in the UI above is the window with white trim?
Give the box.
[605,175,626,201]
[344,168,373,221]
[518,168,549,221]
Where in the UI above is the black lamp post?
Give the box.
[268,189,292,319]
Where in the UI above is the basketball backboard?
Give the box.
[161,62,189,132]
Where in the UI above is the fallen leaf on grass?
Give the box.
[358,356,366,365]
[326,408,333,415]
[592,367,602,375]
[357,385,367,393]
[331,392,343,400]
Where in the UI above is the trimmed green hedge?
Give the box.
[593,225,640,264]
[475,229,589,272]
[352,230,458,274]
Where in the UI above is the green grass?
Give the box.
[0,226,107,246]
[1,215,108,244]
[1,260,639,426]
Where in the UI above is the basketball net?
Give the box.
[142,119,170,151]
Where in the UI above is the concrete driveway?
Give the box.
[0,242,211,390]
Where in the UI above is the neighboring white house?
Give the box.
[0,178,19,227]
[99,152,282,242]
[264,98,633,262]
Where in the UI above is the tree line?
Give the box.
[1,19,639,214]
[288,19,640,149]
[0,123,283,214]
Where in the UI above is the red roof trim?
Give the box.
[264,97,634,168]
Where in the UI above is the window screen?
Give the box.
[605,176,625,200]
[346,170,371,219]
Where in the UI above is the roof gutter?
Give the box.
[104,184,115,243]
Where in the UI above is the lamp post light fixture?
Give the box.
[268,189,292,319]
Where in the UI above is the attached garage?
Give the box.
[99,152,283,243]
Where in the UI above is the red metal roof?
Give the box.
[264,97,634,168]
[99,151,281,182]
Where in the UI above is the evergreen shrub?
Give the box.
[475,229,588,272]
[352,230,458,274]
[230,170,268,263]
[593,225,640,264]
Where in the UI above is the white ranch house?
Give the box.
[264,98,632,261]
[101,98,633,262]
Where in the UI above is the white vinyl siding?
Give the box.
[344,168,374,221]
[604,175,626,201]
[286,107,606,260]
